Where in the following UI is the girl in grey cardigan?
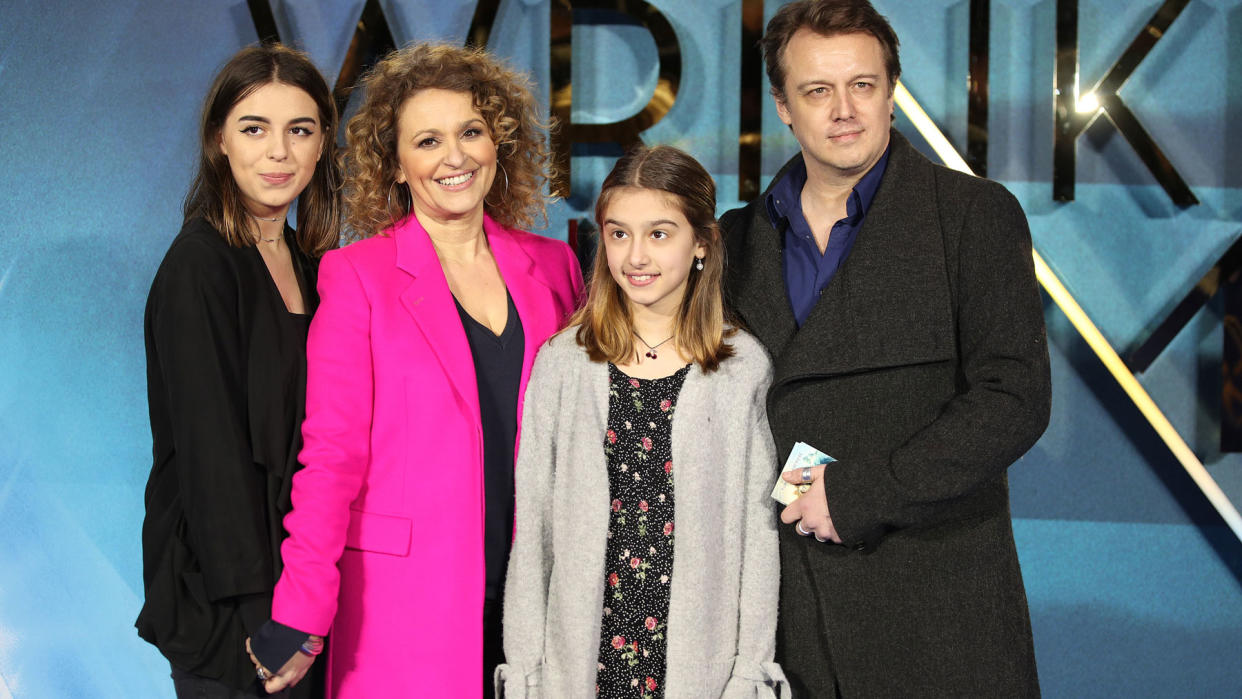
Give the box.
[497,146,788,698]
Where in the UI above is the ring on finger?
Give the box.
[800,466,813,484]
[257,667,270,682]
[795,521,811,536]
[814,533,827,543]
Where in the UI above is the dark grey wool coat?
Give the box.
[720,129,1051,698]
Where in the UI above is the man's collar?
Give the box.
[764,142,891,229]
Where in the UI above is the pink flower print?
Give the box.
[660,399,672,412]
[645,616,657,631]
[641,436,653,451]
[611,635,625,649]
[638,500,649,512]
[646,677,658,691]
[611,498,622,512]
[663,460,672,474]
[629,378,640,388]
[607,429,617,444]
[663,521,674,536]
[608,572,619,587]
[630,556,641,569]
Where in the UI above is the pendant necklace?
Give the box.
[634,331,674,360]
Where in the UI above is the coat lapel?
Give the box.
[728,168,799,358]
[393,215,481,424]
[774,131,956,383]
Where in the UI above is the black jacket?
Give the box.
[136,217,319,690]
[721,131,1051,698]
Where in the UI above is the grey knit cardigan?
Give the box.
[495,328,789,698]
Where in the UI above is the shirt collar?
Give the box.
[765,144,891,229]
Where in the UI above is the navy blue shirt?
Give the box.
[766,147,890,326]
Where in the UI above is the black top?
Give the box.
[453,292,525,600]
[135,216,319,690]
[596,363,690,697]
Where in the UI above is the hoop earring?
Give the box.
[388,180,409,218]
[484,161,511,210]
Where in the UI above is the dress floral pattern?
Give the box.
[596,362,689,698]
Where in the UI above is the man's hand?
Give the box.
[780,465,842,543]
[246,636,317,693]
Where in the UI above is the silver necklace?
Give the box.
[633,331,674,360]
[251,212,284,243]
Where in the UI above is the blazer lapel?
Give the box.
[486,218,555,414]
[393,215,481,424]
[777,130,955,382]
[729,175,799,358]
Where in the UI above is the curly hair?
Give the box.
[342,43,554,240]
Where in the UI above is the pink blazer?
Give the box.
[272,213,582,698]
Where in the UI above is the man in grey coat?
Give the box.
[720,1,1051,696]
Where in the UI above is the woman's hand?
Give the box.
[246,636,318,693]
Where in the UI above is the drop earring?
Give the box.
[695,257,704,271]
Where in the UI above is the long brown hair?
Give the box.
[341,43,553,240]
[183,44,341,257]
[572,145,734,372]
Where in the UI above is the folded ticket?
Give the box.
[770,441,837,506]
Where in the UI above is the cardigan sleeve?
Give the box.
[496,345,563,698]
[149,235,272,601]
[722,359,790,699]
[270,249,375,636]
[823,180,1052,545]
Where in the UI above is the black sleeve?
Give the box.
[249,619,312,671]
[149,235,272,600]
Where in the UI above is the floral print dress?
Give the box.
[596,362,690,698]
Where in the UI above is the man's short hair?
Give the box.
[762,0,901,100]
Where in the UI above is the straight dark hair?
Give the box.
[572,145,735,372]
[184,44,341,257]
[762,0,901,100]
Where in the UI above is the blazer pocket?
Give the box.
[344,509,412,556]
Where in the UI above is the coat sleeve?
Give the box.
[824,181,1052,544]
[723,359,791,699]
[149,237,272,601]
[271,249,375,635]
[495,347,562,698]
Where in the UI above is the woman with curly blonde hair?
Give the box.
[247,43,582,698]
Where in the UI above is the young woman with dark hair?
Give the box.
[136,43,340,698]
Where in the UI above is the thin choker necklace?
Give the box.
[251,212,284,243]
[634,331,674,360]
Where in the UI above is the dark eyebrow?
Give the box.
[237,115,319,126]
[796,73,882,90]
[603,218,680,228]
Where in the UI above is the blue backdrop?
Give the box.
[1,1,1239,696]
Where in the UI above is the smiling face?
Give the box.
[394,88,497,227]
[774,29,894,187]
[218,81,324,219]
[602,186,707,320]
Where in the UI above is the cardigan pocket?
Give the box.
[344,508,412,556]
